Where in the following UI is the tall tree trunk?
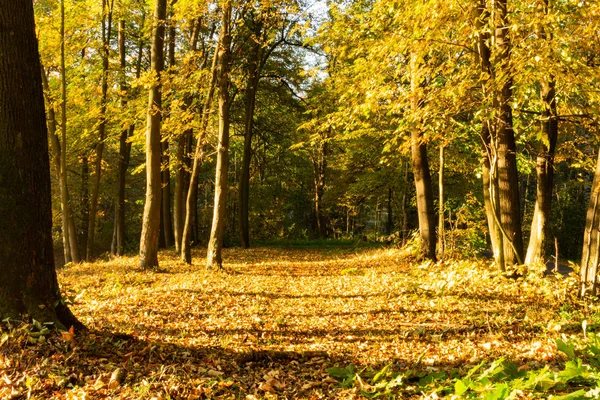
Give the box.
[139,0,167,269]
[58,0,81,264]
[401,160,409,245]
[313,139,328,239]
[525,0,558,265]
[494,0,524,265]
[386,187,393,235]
[206,1,232,269]
[474,0,501,262]
[160,14,176,249]
[174,20,201,254]
[239,29,262,249]
[112,19,136,257]
[42,65,78,265]
[87,0,114,260]
[0,0,80,328]
[181,26,220,264]
[438,144,445,259]
[80,155,89,259]
[581,149,600,296]
[409,52,437,261]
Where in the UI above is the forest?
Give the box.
[2,0,600,398]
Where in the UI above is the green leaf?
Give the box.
[455,378,470,395]
[372,363,391,383]
[327,365,357,381]
[556,339,576,360]
[549,389,587,400]
[483,383,509,400]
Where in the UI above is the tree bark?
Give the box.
[206,1,233,269]
[474,0,501,262]
[111,19,136,257]
[139,0,167,269]
[159,14,176,249]
[438,144,445,259]
[58,0,81,264]
[41,66,79,265]
[0,0,80,328]
[174,20,201,254]
[581,149,600,296]
[525,0,558,265]
[409,52,437,261]
[495,0,524,265]
[312,139,328,239]
[87,0,114,260]
[239,19,264,249]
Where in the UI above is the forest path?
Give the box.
[50,247,564,397]
[3,247,575,399]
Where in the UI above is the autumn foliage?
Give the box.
[1,246,594,398]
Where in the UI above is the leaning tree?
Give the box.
[0,0,80,329]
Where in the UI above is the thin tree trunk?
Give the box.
[181,34,220,264]
[0,0,81,328]
[206,1,233,269]
[112,19,137,256]
[174,21,201,253]
[525,0,558,265]
[160,14,176,249]
[42,65,76,265]
[313,139,328,239]
[401,160,409,245]
[58,0,81,264]
[387,187,393,235]
[581,149,600,296]
[438,144,445,259]
[139,0,167,269]
[239,33,261,249]
[80,155,89,259]
[87,0,114,260]
[409,52,437,261]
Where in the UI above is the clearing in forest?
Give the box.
[0,245,590,398]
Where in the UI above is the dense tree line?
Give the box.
[2,0,599,322]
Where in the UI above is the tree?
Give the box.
[0,0,80,328]
[524,0,558,265]
[86,0,115,260]
[139,0,167,269]
[206,0,233,269]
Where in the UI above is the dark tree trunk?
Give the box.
[410,53,437,261]
[386,187,393,235]
[581,149,600,296]
[139,0,167,269]
[495,0,524,265]
[159,14,176,249]
[87,0,114,260]
[313,139,328,239]
[206,1,233,269]
[239,23,262,249]
[438,144,445,259]
[474,0,501,261]
[112,20,135,257]
[525,0,558,265]
[80,155,89,260]
[0,0,80,328]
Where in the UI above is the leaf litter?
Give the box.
[0,246,590,398]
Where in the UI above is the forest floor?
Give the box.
[0,244,595,399]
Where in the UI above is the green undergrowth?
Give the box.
[327,332,600,399]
